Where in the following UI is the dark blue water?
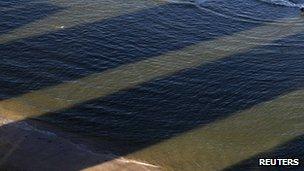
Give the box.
[1,0,304,170]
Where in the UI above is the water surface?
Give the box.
[1,0,304,170]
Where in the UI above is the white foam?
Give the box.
[259,0,304,8]
[162,0,196,5]
[118,158,160,168]
[162,0,209,6]
[164,0,304,8]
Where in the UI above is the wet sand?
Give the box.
[0,117,160,171]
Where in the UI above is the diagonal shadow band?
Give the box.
[0,0,297,100]
[0,16,304,171]
[1,17,304,121]
[224,135,304,171]
[0,0,63,36]
[0,0,165,45]
[124,86,304,170]
[1,1,304,170]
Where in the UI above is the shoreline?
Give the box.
[0,116,160,171]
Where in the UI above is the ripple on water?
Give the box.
[1,0,304,151]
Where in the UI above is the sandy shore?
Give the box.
[0,117,160,171]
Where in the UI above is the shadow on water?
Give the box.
[1,32,304,170]
[1,0,304,170]
[0,0,297,99]
[0,0,63,36]
[0,120,120,171]
[224,135,304,171]
[39,32,304,144]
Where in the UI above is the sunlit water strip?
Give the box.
[0,17,303,121]
[125,87,304,171]
[0,0,165,44]
[1,15,304,170]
